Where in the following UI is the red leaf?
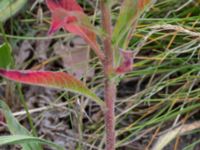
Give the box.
[138,0,151,9]
[0,69,104,105]
[48,9,69,35]
[64,23,100,52]
[46,0,101,54]
[46,0,83,12]
[116,50,133,74]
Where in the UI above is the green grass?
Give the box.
[0,0,200,149]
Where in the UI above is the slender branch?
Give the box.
[100,1,116,150]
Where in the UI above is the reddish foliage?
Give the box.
[0,69,84,89]
[116,50,134,74]
[46,0,83,34]
[46,0,100,52]
[46,0,83,12]
[138,0,151,10]
[0,68,103,105]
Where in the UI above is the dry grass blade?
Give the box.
[152,121,200,150]
[150,24,200,38]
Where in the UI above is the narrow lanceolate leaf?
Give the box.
[0,43,14,69]
[112,0,154,47]
[0,0,27,22]
[0,100,42,150]
[0,135,64,150]
[46,0,102,59]
[46,0,83,12]
[0,69,104,106]
[115,50,134,74]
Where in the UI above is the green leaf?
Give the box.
[0,69,104,106]
[0,43,14,69]
[0,100,43,150]
[0,0,27,22]
[0,135,64,150]
[112,0,153,47]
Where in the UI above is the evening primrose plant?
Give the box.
[0,0,155,149]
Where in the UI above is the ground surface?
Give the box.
[0,0,200,150]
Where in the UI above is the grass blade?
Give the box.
[0,100,42,150]
[0,135,64,150]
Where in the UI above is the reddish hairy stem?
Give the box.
[104,81,116,150]
[100,1,116,150]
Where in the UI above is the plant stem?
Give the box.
[103,80,116,150]
[100,1,116,150]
